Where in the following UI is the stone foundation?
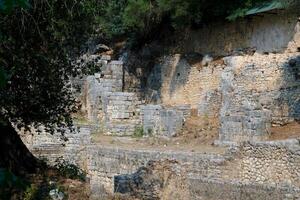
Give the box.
[87,140,300,199]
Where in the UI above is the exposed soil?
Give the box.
[92,119,300,155]
[92,117,225,155]
[268,121,300,141]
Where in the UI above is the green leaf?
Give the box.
[0,66,7,89]
[0,0,29,13]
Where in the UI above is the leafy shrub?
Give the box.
[0,168,28,199]
[23,184,38,200]
[98,0,282,42]
[97,0,128,38]
[133,126,144,138]
[54,159,86,181]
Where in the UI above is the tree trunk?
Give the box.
[0,120,38,175]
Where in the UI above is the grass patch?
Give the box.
[133,126,144,138]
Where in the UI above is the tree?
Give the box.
[0,0,99,174]
[98,0,295,42]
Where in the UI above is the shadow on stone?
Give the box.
[114,160,189,200]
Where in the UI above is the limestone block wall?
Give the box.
[87,140,300,199]
[140,105,185,137]
[102,92,142,135]
[82,59,123,123]
[198,89,222,119]
[147,54,224,109]
[87,146,228,199]
[180,9,300,56]
[20,125,91,169]
[220,53,300,142]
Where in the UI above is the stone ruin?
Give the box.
[20,8,300,200]
[80,55,187,137]
[80,50,300,142]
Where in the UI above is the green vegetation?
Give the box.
[98,0,296,41]
[0,0,101,134]
[54,159,86,182]
[0,0,297,184]
[23,184,38,200]
[133,126,144,138]
[0,168,28,199]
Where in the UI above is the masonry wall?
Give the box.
[103,92,141,135]
[143,9,300,140]
[140,105,185,137]
[83,60,123,123]
[20,125,91,169]
[219,53,300,141]
[180,9,300,56]
[147,54,224,109]
[87,140,300,199]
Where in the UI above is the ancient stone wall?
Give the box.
[20,125,91,169]
[140,10,300,140]
[147,54,224,109]
[219,53,300,142]
[237,140,300,187]
[87,146,229,199]
[180,9,300,56]
[77,10,300,140]
[140,105,185,137]
[83,59,123,123]
[19,127,300,199]
[102,92,142,135]
[87,140,300,199]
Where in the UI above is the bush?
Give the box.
[0,168,28,199]
[97,0,128,38]
[133,126,144,138]
[23,184,38,200]
[98,0,278,42]
[54,159,86,181]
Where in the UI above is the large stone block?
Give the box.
[220,54,300,142]
[141,105,184,137]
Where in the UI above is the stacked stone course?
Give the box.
[87,140,300,199]
[20,8,300,200]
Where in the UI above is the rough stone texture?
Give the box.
[20,125,91,169]
[80,59,146,136]
[198,89,222,119]
[103,92,142,136]
[87,140,300,199]
[19,129,300,199]
[220,53,300,142]
[19,8,300,200]
[82,59,123,123]
[114,160,190,200]
[189,179,300,200]
[181,9,300,55]
[237,140,300,187]
[87,146,228,199]
[81,57,189,137]
[141,105,184,137]
[147,54,223,110]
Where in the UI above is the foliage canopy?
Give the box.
[0,0,100,132]
[98,0,293,40]
[0,0,296,134]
